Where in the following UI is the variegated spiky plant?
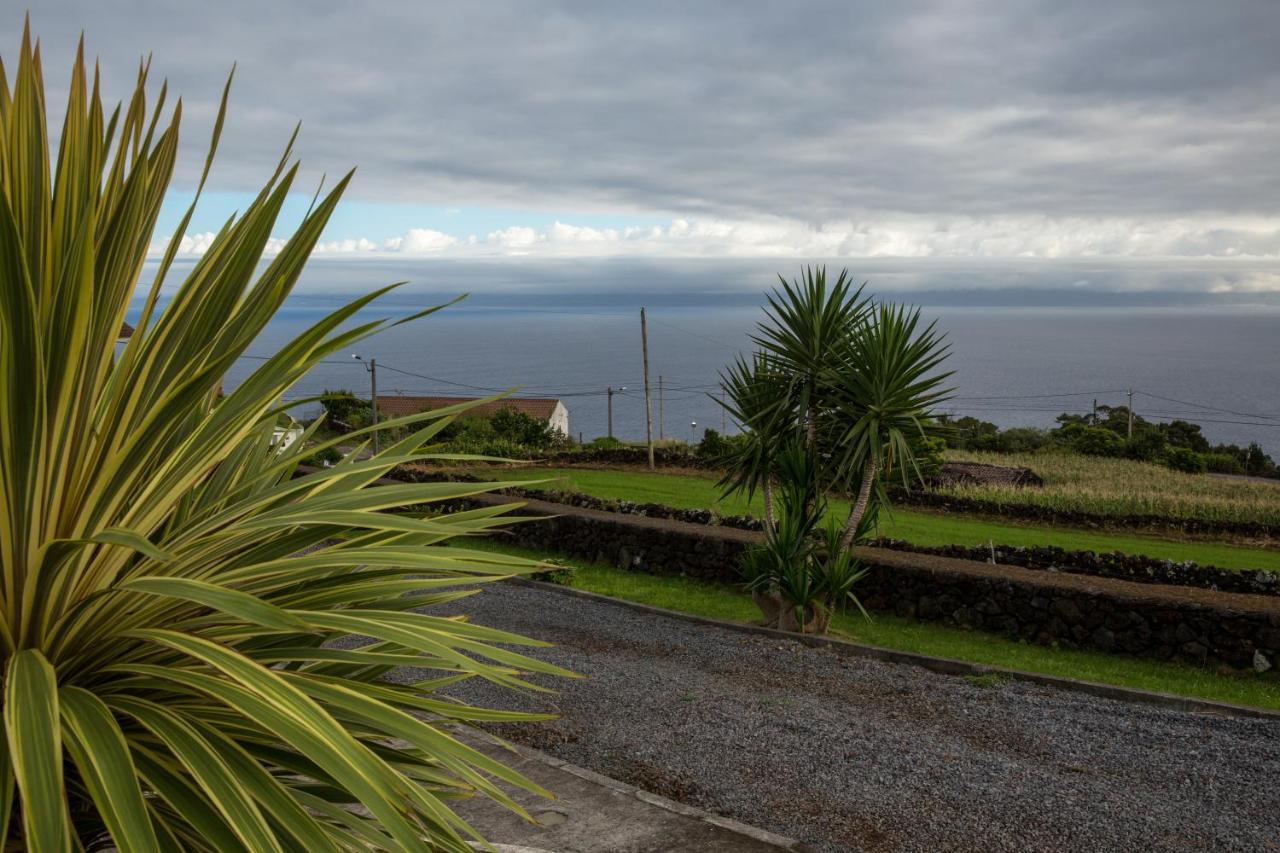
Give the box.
[0,27,570,851]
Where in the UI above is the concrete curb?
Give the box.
[510,578,1280,722]
[495,739,812,852]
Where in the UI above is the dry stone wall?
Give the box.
[448,491,1280,673]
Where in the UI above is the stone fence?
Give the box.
[454,492,1280,673]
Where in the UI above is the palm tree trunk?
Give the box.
[762,478,776,533]
[839,459,878,551]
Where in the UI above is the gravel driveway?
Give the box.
[403,582,1279,853]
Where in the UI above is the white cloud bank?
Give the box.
[153,213,1280,266]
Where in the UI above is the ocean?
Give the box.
[207,288,1280,455]
[125,257,1280,454]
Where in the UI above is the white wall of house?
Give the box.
[549,401,570,437]
[271,426,304,450]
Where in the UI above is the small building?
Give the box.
[118,321,135,343]
[376,395,569,436]
[271,426,304,450]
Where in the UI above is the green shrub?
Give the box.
[490,406,565,449]
[1163,446,1208,474]
[937,415,1000,450]
[304,445,343,467]
[320,388,370,426]
[696,428,749,461]
[913,434,948,479]
[588,435,625,449]
[1069,425,1126,457]
[994,427,1051,454]
[1205,453,1245,475]
[1124,430,1168,463]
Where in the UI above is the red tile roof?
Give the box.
[375,395,561,422]
[119,321,135,339]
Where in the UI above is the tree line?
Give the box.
[940,407,1277,477]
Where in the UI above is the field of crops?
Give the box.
[447,464,1280,571]
[940,450,1280,526]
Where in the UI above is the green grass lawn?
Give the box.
[462,465,1280,572]
[467,537,1280,712]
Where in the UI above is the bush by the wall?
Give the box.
[695,428,749,462]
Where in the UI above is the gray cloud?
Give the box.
[13,1,1280,229]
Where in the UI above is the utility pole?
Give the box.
[1092,398,1097,426]
[658,375,665,441]
[353,354,379,455]
[607,385,625,439]
[721,389,727,432]
[1126,388,1134,439]
[640,309,655,470]
[371,359,378,455]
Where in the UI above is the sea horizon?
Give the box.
[130,258,1280,455]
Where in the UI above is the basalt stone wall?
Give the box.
[451,492,1280,671]
[853,558,1280,671]
[393,466,1279,595]
[479,501,754,585]
[542,447,712,468]
[872,540,1279,598]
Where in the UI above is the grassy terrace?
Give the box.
[455,465,1280,572]
[469,538,1280,712]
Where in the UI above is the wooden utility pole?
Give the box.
[721,389,727,432]
[607,387,615,439]
[1126,388,1134,439]
[1092,398,1098,426]
[354,354,379,455]
[658,375,665,441]
[641,309,655,470]
[370,359,378,454]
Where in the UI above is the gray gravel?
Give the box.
[400,582,1280,853]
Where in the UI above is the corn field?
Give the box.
[940,450,1280,526]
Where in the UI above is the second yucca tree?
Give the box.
[718,268,951,632]
[0,30,571,851]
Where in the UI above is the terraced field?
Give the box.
[451,464,1280,572]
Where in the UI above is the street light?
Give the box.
[352,354,378,455]
[607,385,627,439]
[690,420,697,446]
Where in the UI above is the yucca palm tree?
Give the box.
[1,29,570,851]
[718,267,951,632]
[714,352,791,530]
[751,266,870,450]
[827,303,953,549]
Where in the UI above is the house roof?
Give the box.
[119,321,135,339]
[375,395,562,422]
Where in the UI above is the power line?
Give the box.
[949,389,1127,401]
[645,317,744,351]
[1134,390,1280,422]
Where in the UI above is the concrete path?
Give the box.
[449,738,801,853]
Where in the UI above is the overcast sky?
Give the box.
[11,1,1280,291]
